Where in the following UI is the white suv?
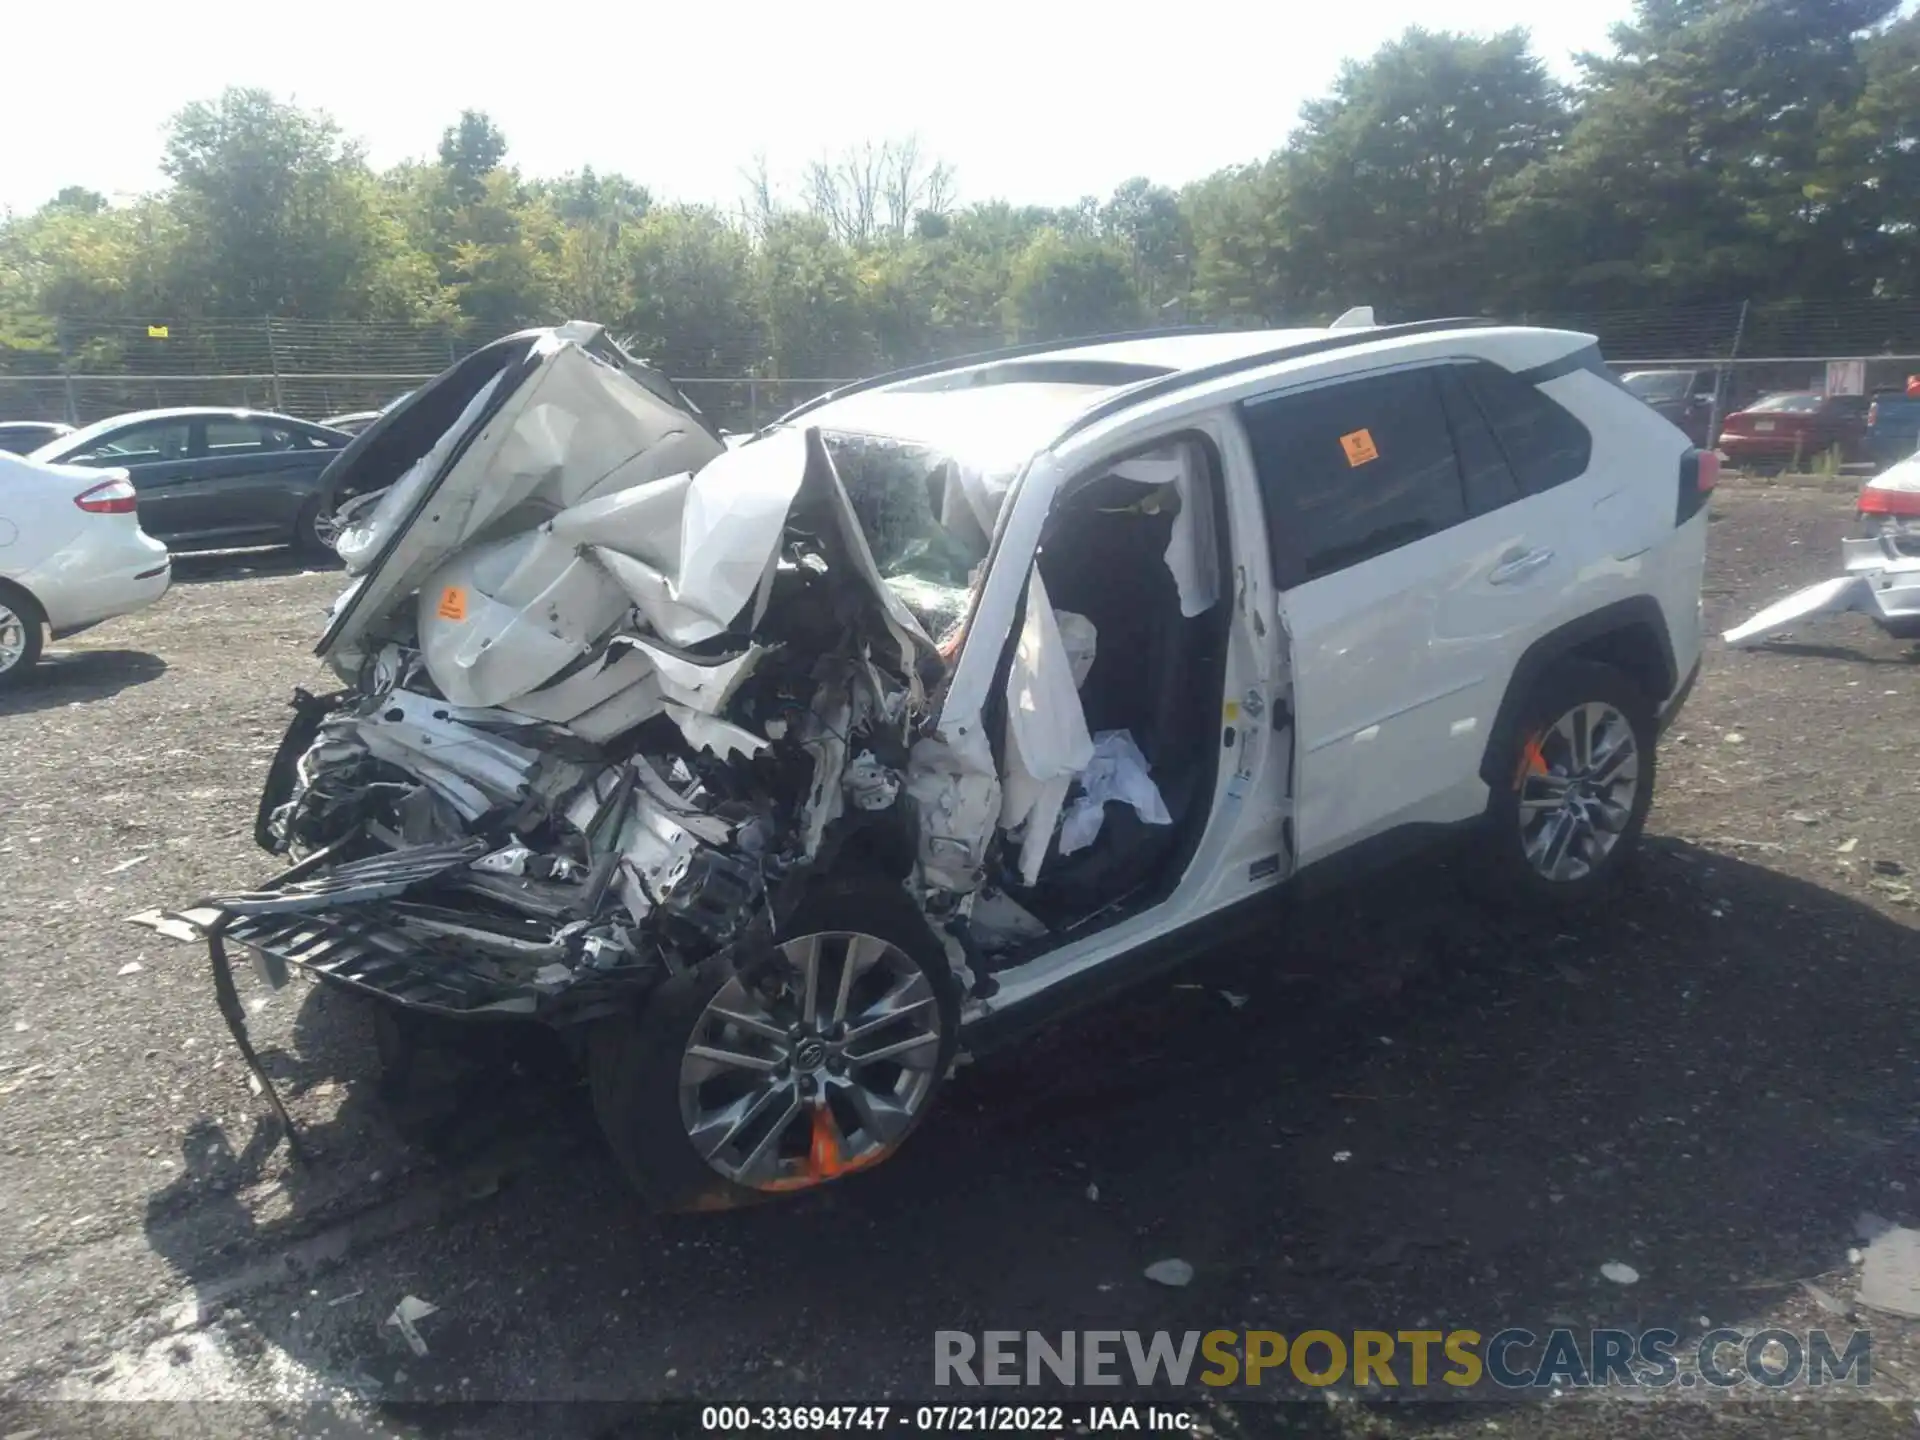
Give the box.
[199,317,1709,1210]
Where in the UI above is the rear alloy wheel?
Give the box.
[1479,661,1655,907]
[294,495,340,557]
[0,591,45,691]
[589,882,958,1212]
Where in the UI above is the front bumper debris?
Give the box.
[1723,535,1920,647]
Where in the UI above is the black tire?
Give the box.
[292,494,336,558]
[0,586,46,693]
[1474,659,1656,909]
[589,879,960,1213]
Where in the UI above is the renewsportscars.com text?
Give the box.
[933,1328,1874,1391]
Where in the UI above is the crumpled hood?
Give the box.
[317,322,729,675]
[309,323,935,735]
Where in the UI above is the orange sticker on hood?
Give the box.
[1340,428,1380,466]
[436,586,467,621]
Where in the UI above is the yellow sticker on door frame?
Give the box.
[1340,428,1380,467]
[436,586,467,621]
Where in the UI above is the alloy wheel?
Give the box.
[1515,701,1641,883]
[0,603,28,675]
[678,930,944,1191]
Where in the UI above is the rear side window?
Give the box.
[1241,368,1466,583]
[1460,361,1592,494]
[1436,366,1521,516]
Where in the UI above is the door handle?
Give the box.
[1489,547,1554,585]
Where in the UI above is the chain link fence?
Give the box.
[4,302,1920,434]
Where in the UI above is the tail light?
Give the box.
[1868,400,1881,426]
[1677,448,1717,524]
[1858,483,1920,517]
[74,478,138,514]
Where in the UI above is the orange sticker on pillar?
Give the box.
[1340,428,1379,467]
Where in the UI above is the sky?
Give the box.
[0,0,1634,217]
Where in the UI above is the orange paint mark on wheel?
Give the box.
[1514,732,1548,789]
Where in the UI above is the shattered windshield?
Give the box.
[820,430,988,638]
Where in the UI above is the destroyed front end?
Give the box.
[201,327,964,1119]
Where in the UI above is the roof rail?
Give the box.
[768,324,1229,427]
[1050,316,1503,446]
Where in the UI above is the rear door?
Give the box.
[1245,361,1579,865]
[187,416,334,543]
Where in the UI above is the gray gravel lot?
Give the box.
[0,485,1916,1439]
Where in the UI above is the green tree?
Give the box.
[1003,229,1143,340]
[1279,27,1567,317]
[617,205,760,377]
[1498,0,1901,309]
[438,111,509,206]
[161,88,428,319]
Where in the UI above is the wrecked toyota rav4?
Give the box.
[198,317,1707,1210]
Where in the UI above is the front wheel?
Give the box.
[1476,660,1656,908]
[293,494,339,557]
[589,881,959,1212]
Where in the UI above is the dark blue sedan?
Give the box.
[29,407,353,554]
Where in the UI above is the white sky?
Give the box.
[0,0,1631,217]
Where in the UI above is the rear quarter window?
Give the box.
[1460,361,1593,494]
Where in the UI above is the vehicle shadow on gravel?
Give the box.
[1736,639,1920,667]
[0,648,165,715]
[132,839,1918,1419]
[168,549,340,586]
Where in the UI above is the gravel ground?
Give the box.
[0,484,1915,1439]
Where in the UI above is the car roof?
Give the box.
[794,320,1579,464]
[38,406,330,452]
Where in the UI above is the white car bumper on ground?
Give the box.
[20,526,172,637]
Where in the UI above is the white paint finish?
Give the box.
[0,452,170,633]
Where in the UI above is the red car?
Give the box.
[1718,392,1870,472]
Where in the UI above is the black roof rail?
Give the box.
[1050,316,1505,445]
[768,324,1232,426]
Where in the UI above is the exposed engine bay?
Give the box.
[208,323,1225,1043]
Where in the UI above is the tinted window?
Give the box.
[1437,366,1521,516]
[70,419,192,466]
[1241,367,1466,583]
[1621,371,1691,403]
[1460,362,1592,494]
[205,418,301,453]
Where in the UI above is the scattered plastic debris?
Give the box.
[327,1290,365,1307]
[116,961,144,977]
[105,855,150,876]
[1086,1183,1100,1202]
[1332,1151,1353,1163]
[1219,990,1249,1010]
[1143,1259,1193,1288]
[125,908,222,944]
[1723,733,1745,745]
[1601,1262,1640,1285]
[1857,1226,1920,1320]
[1799,1280,1846,1315]
[1839,838,1860,854]
[385,1295,439,1357]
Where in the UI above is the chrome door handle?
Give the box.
[1489,547,1554,585]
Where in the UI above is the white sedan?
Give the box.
[0,450,172,688]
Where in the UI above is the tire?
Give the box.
[589,879,960,1213]
[1475,659,1656,909]
[0,587,46,692]
[292,494,337,558]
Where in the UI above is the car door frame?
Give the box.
[1249,356,1579,870]
[936,406,1289,1034]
